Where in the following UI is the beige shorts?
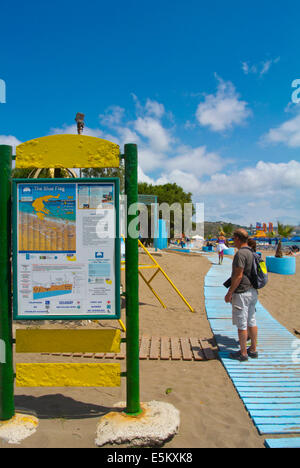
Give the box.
[232,288,258,331]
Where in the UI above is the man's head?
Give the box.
[233,228,249,249]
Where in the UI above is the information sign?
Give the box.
[13,178,120,320]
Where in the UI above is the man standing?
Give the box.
[225,228,258,361]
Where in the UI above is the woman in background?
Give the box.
[248,238,257,252]
[216,231,227,264]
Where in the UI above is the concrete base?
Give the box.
[0,413,39,445]
[95,401,180,447]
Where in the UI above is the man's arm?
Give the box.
[225,266,244,303]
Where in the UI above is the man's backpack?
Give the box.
[251,252,268,289]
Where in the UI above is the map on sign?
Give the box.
[18,184,76,253]
[32,194,61,220]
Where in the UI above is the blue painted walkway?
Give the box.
[205,254,300,446]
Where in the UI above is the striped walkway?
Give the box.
[205,254,300,447]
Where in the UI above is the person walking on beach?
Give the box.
[225,228,258,361]
[216,232,227,264]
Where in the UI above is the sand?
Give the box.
[2,250,299,448]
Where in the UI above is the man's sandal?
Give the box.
[247,348,258,359]
[229,351,248,362]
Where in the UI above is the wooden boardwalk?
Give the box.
[42,336,216,361]
[205,254,300,448]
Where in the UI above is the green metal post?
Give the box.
[124,143,141,416]
[0,145,15,420]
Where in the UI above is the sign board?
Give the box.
[13,178,120,320]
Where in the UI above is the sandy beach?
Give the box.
[3,250,299,449]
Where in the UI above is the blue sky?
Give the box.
[1,0,300,226]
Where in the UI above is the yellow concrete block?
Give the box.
[16,134,120,168]
[16,329,121,353]
[16,363,121,387]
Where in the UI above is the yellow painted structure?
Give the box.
[16,329,121,354]
[12,134,125,393]
[121,237,194,313]
[16,363,121,387]
[16,134,120,168]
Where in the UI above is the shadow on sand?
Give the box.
[14,394,122,420]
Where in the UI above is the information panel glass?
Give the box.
[13,178,120,320]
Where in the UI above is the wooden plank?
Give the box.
[139,336,150,360]
[230,371,300,375]
[255,417,300,425]
[237,387,300,393]
[180,338,193,361]
[199,338,215,360]
[251,411,300,420]
[234,378,300,383]
[265,438,300,448]
[235,382,300,388]
[171,337,181,360]
[160,337,170,360]
[247,404,300,411]
[94,353,105,359]
[242,392,300,398]
[244,398,300,405]
[257,424,300,435]
[16,329,121,354]
[189,338,205,361]
[16,363,121,387]
[104,353,116,359]
[149,337,160,360]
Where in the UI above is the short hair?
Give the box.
[248,238,256,252]
[233,228,249,243]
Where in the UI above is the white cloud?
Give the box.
[241,62,257,75]
[241,57,280,76]
[151,159,300,225]
[262,113,300,148]
[260,60,273,76]
[113,126,140,148]
[145,99,165,118]
[158,169,201,193]
[0,135,22,152]
[197,160,300,196]
[138,165,156,184]
[196,76,251,132]
[166,145,225,177]
[99,106,125,127]
[134,116,172,152]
